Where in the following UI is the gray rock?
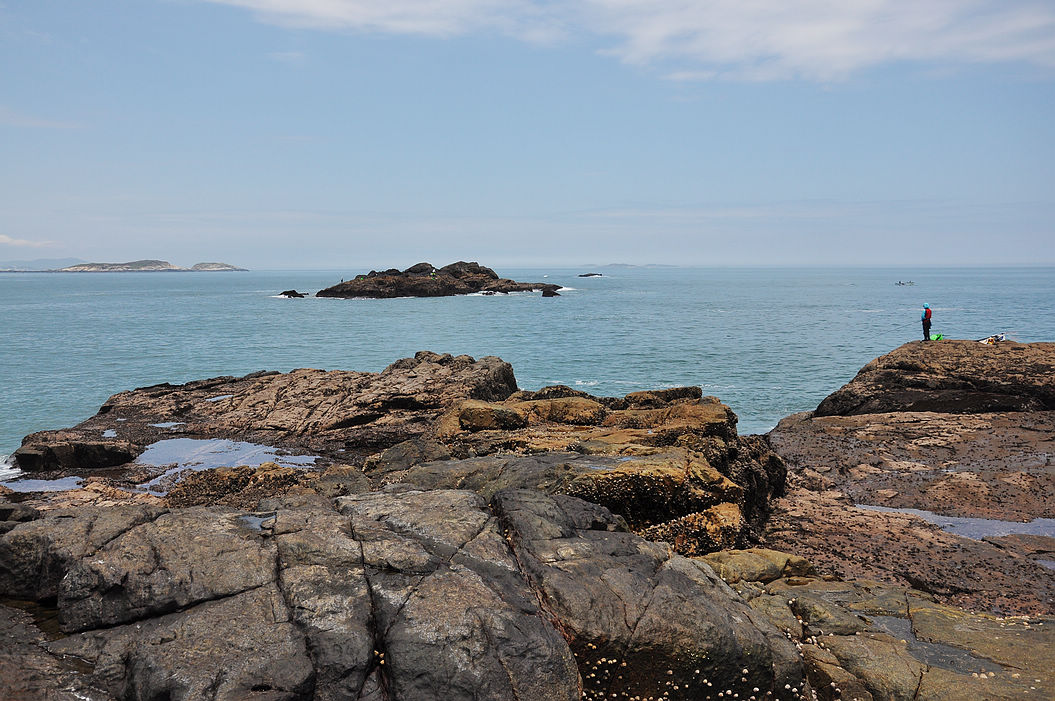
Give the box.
[58,507,277,632]
[492,488,804,700]
[50,584,313,701]
[335,488,580,701]
[0,504,166,600]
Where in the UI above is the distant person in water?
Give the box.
[921,303,932,341]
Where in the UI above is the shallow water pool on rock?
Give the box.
[856,504,1055,539]
[0,476,84,492]
[868,616,1003,675]
[136,438,319,494]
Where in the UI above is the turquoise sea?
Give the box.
[2,266,1054,478]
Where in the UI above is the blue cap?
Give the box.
[923,303,930,308]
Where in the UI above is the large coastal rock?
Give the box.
[2,352,804,698]
[8,343,1051,699]
[765,341,1055,615]
[814,340,1055,416]
[11,355,787,561]
[14,351,519,473]
[0,489,804,701]
[316,261,560,298]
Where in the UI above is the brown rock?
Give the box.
[315,261,560,298]
[762,488,1055,615]
[13,351,519,474]
[814,340,1055,416]
[701,547,815,584]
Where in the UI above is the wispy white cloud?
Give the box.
[200,0,1055,80]
[0,105,81,129]
[268,50,306,64]
[209,0,567,41]
[0,234,54,248]
[583,0,1055,81]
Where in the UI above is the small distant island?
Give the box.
[316,261,560,298]
[58,260,247,272]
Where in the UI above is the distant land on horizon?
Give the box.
[0,259,247,272]
[591,263,680,269]
[0,257,86,271]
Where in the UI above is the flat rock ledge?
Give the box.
[765,341,1055,615]
[316,261,561,298]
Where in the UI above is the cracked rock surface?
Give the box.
[0,488,803,700]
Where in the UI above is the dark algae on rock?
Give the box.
[316,261,561,298]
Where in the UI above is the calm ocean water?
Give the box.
[2,266,1053,477]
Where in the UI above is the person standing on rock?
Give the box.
[921,303,932,341]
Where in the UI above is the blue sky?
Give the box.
[1,0,1053,268]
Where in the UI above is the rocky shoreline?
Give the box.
[2,342,1053,700]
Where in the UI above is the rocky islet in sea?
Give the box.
[316,261,562,298]
[1,343,1053,699]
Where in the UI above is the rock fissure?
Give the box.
[347,520,391,701]
[84,510,168,559]
[473,608,523,701]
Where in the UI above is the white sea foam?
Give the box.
[574,380,599,386]
[0,454,21,481]
[557,286,577,292]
